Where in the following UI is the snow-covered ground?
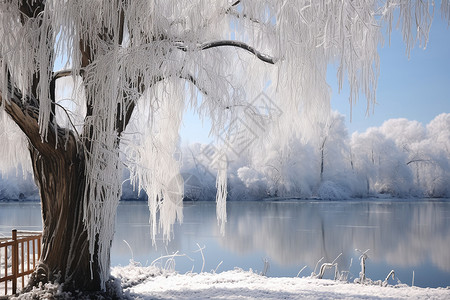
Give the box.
[6,263,450,299]
[110,264,450,300]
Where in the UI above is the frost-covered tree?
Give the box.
[0,0,448,294]
[413,113,450,197]
[317,112,349,182]
[316,111,355,198]
[351,128,414,196]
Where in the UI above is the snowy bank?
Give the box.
[111,264,450,300]
[9,264,450,299]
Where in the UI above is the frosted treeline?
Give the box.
[180,112,450,200]
[2,112,448,201]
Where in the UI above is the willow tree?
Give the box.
[0,0,447,294]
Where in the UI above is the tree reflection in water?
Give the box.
[112,200,450,288]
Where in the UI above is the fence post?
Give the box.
[11,229,18,295]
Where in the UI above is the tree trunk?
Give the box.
[25,142,106,292]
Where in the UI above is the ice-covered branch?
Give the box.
[179,73,210,98]
[0,72,75,154]
[175,40,277,64]
[225,8,264,24]
[18,0,46,25]
[224,1,267,26]
[200,40,276,64]
[53,102,81,138]
[1,72,39,125]
[180,73,231,110]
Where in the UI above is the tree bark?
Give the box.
[25,141,106,292]
[0,74,109,293]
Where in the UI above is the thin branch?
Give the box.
[170,1,242,30]
[179,73,210,98]
[224,0,266,26]
[53,102,81,139]
[231,0,241,7]
[201,40,277,64]
[406,158,432,165]
[175,40,277,64]
[53,70,74,80]
[225,8,264,25]
[179,73,230,110]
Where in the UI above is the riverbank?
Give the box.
[110,264,450,299]
[9,264,450,299]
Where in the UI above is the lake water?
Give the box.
[1,199,449,288]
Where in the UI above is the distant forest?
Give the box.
[1,113,449,201]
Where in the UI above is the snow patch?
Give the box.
[318,181,350,200]
[111,264,450,300]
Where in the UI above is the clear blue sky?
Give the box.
[181,15,450,143]
[329,15,450,134]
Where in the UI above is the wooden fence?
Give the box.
[0,229,42,296]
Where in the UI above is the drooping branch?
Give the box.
[18,0,46,25]
[116,71,168,135]
[78,6,135,138]
[117,70,219,134]
[179,73,210,98]
[175,40,277,64]
[180,73,231,110]
[16,0,46,100]
[116,79,140,135]
[0,1,82,160]
[53,102,81,139]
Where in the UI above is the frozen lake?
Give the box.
[1,199,450,288]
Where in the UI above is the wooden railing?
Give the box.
[0,229,42,296]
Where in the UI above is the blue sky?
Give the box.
[181,15,450,144]
[330,15,450,134]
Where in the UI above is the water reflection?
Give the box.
[0,202,43,236]
[112,200,450,288]
[1,200,449,288]
[220,201,450,272]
